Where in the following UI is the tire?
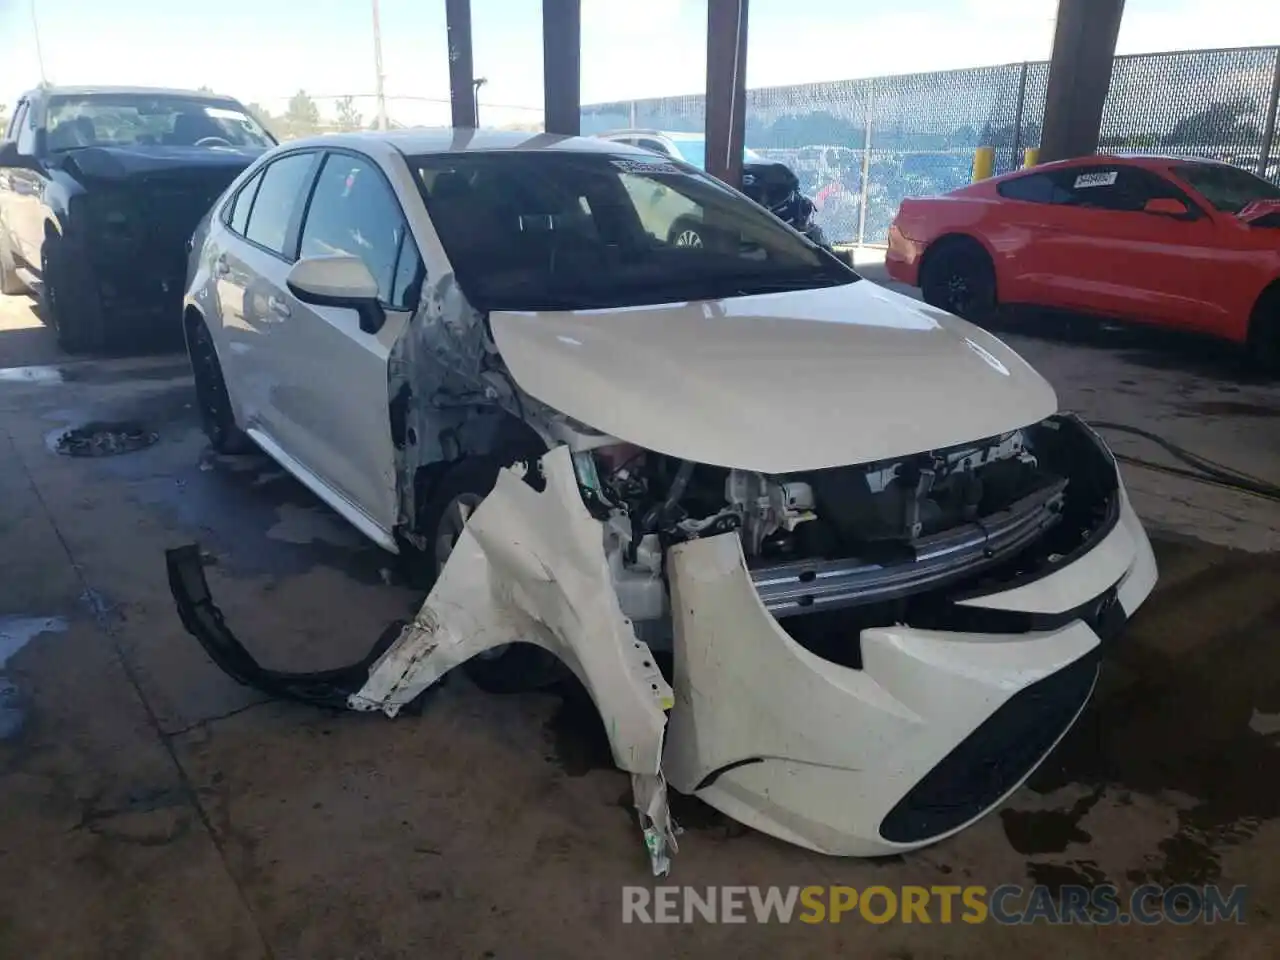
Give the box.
[1247,285,1280,375]
[919,238,997,324]
[419,456,563,694]
[667,216,707,248]
[0,235,26,295]
[42,234,105,353]
[187,317,252,454]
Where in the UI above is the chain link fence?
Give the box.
[582,45,1280,246]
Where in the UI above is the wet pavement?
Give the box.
[0,289,1278,958]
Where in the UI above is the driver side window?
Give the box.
[15,104,37,154]
[298,153,422,310]
[5,102,27,142]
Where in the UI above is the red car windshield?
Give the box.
[1173,163,1280,214]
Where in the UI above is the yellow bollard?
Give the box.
[972,146,995,182]
[1022,147,1040,168]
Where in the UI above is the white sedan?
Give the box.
[173,129,1157,875]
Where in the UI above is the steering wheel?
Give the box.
[193,136,233,148]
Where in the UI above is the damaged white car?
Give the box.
[172,130,1157,875]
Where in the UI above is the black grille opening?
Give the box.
[878,649,1100,844]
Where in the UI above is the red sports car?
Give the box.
[886,155,1280,367]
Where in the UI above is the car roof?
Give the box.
[994,153,1233,183]
[25,85,241,103]
[284,128,652,156]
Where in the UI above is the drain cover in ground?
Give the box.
[55,422,159,457]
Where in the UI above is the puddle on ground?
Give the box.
[0,615,68,739]
[1016,537,1280,888]
[0,365,64,384]
[1000,789,1101,855]
[0,359,190,386]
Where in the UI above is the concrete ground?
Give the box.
[1,274,1278,959]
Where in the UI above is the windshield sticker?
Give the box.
[203,106,247,120]
[1074,171,1118,189]
[611,158,682,175]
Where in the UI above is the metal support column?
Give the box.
[542,0,581,135]
[705,0,749,188]
[446,0,476,128]
[1257,48,1280,178]
[1038,0,1125,163]
[1011,61,1029,170]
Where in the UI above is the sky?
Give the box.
[2,0,1279,127]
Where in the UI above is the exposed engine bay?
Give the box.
[576,416,1116,645]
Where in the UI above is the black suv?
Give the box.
[0,86,275,352]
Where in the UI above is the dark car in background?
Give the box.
[0,86,275,351]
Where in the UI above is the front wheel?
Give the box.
[43,235,105,353]
[667,216,707,248]
[919,239,997,324]
[420,457,563,694]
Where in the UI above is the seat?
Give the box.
[167,112,223,146]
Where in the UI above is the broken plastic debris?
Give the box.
[633,772,680,877]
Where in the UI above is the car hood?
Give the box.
[490,281,1059,473]
[59,144,265,181]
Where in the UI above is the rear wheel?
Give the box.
[420,456,563,694]
[920,238,997,323]
[1247,285,1280,374]
[187,316,251,453]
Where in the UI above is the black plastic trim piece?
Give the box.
[878,647,1101,844]
[695,757,765,791]
[166,543,401,709]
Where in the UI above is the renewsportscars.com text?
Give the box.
[622,884,1248,925]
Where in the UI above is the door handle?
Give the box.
[213,254,230,277]
[267,295,291,318]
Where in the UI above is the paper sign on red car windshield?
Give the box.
[1074,171,1118,189]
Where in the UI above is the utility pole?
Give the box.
[371,0,389,130]
[30,0,48,86]
[446,0,476,129]
[472,77,487,127]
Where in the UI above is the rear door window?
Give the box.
[15,104,37,154]
[997,172,1072,204]
[226,170,263,235]
[243,152,317,258]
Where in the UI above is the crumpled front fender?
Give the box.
[349,446,679,872]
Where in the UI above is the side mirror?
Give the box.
[1143,197,1190,217]
[0,140,40,172]
[285,255,385,334]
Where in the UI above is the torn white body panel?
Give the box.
[661,494,1157,856]
[348,447,678,872]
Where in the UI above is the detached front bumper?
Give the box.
[661,487,1156,855]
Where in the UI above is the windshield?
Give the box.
[46,94,275,152]
[411,151,855,312]
[1173,162,1280,214]
[669,137,765,170]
